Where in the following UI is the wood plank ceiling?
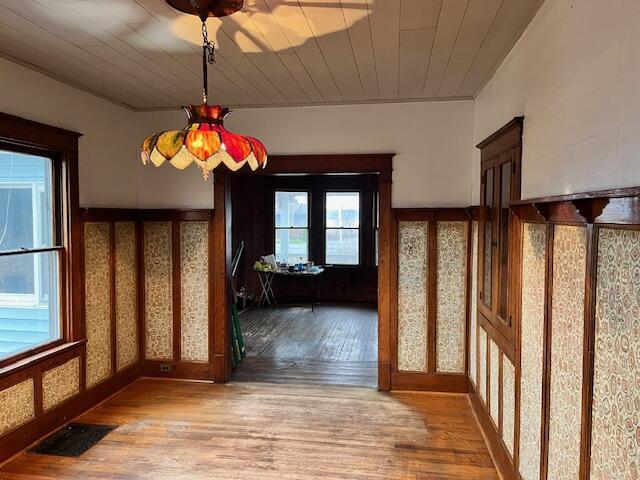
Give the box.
[0,0,543,110]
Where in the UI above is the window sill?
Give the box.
[0,340,86,382]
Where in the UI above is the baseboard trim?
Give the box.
[141,360,215,381]
[468,381,519,480]
[391,371,469,393]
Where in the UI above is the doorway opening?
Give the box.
[220,154,392,390]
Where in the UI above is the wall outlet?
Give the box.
[160,363,172,372]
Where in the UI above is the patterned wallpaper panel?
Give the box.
[489,339,499,425]
[180,222,209,362]
[397,221,428,372]
[144,222,174,360]
[84,222,112,388]
[547,225,587,480]
[470,222,478,387]
[590,228,640,480]
[115,222,138,371]
[479,327,487,402]
[43,357,80,412]
[502,356,515,456]
[0,379,35,436]
[436,221,468,373]
[519,223,546,480]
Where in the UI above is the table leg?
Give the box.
[257,272,272,307]
[266,272,276,306]
[312,275,317,312]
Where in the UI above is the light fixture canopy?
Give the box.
[140,0,267,180]
[164,0,244,18]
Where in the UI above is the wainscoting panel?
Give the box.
[115,222,138,371]
[470,221,478,387]
[479,326,487,402]
[0,379,35,436]
[502,356,515,457]
[42,357,80,412]
[519,222,546,480]
[143,222,174,361]
[397,221,428,372]
[590,228,640,479]
[84,222,112,388]
[489,339,499,425]
[547,225,587,480]
[180,221,209,362]
[435,221,468,373]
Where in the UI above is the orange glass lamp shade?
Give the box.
[141,104,267,180]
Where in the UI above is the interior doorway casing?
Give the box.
[212,154,394,390]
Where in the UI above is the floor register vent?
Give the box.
[30,423,117,457]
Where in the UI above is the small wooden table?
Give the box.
[255,268,325,310]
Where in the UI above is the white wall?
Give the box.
[0,57,139,208]
[0,56,216,209]
[137,100,475,208]
[473,0,640,203]
[0,55,475,209]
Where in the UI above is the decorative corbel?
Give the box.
[571,198,609,224]
[532,202,550,222]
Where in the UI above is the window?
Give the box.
[0,149,61,361]
[325,192,360,265]
[275,191,309,264]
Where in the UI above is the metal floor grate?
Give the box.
[30,423,117,457]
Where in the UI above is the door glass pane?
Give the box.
[0,150,53,251]
[275,228,308,264]
[483,168,494,307]
[326,228,359,265]
[499,161,512,320]
[326,192,360,227]
[275,191,308,228]
[0,251,60,359]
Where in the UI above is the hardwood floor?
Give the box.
[0,379,499,479]
[240,303,377,361]
[234,303,378,388]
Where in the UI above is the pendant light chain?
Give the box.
[201,20,216,104]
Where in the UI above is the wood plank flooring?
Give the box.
[240,303,377,361]
[235,303,378,388]
[0,379,499,480]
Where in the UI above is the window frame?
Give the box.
[273,189,311,264]
[0,114,80,369]
[323,190,362,266]
[374,190,379,266]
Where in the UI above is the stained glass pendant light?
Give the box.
[141,0,267,180]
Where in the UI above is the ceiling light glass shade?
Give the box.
[141,104,267,180]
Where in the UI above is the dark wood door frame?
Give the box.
[212,154,394,390]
